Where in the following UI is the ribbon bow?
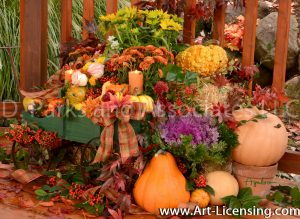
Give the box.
[93,94,146,163]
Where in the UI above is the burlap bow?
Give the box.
[93,102,146,163]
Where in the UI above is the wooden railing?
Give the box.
[18,0,292,93]
[7,0,298,173]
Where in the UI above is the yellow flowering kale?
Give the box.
[176,45,228,76]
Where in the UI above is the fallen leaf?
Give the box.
[19,198,36,208]
[60,207,75,214]
[40,201,54,207]
[61,197,75,206]
[0,170,10,179]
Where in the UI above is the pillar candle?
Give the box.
[64,69,73,84]
[129,70,143,95]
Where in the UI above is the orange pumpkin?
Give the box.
[190,189,210,208]
[232,107,288,166]
[102,81,129,95]
[133,151,190,215]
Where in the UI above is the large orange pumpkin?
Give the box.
[232,107,288,166]
[133,151,190,215]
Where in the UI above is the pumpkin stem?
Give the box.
[155,149,167,156]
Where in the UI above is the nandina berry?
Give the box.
[194,175,206,188]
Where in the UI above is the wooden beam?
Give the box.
[61,0,73,44]
[106,0,118,15]
[131,0,139,7]
[83,0,95,40]
[20,0,48,92]
[212,4,226,47]
[278,151,300,174]
[242,0,258,95]
[242,0,258,67]
[0,102,23,118]
[272,0,292,91]
[183,0,196,44]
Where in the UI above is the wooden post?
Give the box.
[83,0,95,40]
[20,0,48,90]
[20,0,48,92]
[242,0,258,94]
[272,0,291,91]
[61,0,73,44]
[106,0,118,14]
[131,0,139,7]
[183,0,196,44]
[212,4,226,47]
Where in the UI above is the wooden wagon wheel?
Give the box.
[11,141,55,170]
[80,137,99,166]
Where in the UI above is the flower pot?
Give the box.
[232,162,278,197]
[0,127,13,154]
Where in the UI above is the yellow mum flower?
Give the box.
[89,76,97,86]
[176,45,228,77]
[100,13,116,22]
[160,19,182,32]
[96,57,106,64]
[82,62,92,72]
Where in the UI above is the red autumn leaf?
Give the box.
[213,74,230,88]
[114,173,126,192]
[108,208,123,219]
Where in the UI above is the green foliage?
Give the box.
[100,8,183,52]
[35,185,66,201]
[222,187,262,218]
[164,64,198,86]
[218,123,239,159]
[163,133,237,178]
[267,186,300,208]
[0,147,10,163]
[75,202,104,216]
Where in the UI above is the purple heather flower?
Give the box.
[159,114,219,147]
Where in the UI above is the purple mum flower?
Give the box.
[160,114,219,147]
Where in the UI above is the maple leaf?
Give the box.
[108,208,123,219]
[252,85,288,110]
[113,173,126,192]
[237,65,259,80]
[116,194,132,212]
[212,103,232,123]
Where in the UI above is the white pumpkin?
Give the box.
[71,70,88,87]
[206,171,239,205]
[232,107,288,166]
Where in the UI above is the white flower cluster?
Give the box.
[108,36,120,51]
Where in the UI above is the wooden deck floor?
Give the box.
[0,178,299,219]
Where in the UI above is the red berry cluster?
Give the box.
[194,175,207,188]
[185,86,194,96]
[177,160,187,174]
[48,176,57,186]
[99,75,119,84]
[34,129,61,150]
[69,183,85,200]
[87,193,104,206]
[6,125,34,145]
[86,88,102,99]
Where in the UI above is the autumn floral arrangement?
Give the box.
[8,4,292,218]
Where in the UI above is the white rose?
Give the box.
[71,70,88,87]
[87,63,105,79]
